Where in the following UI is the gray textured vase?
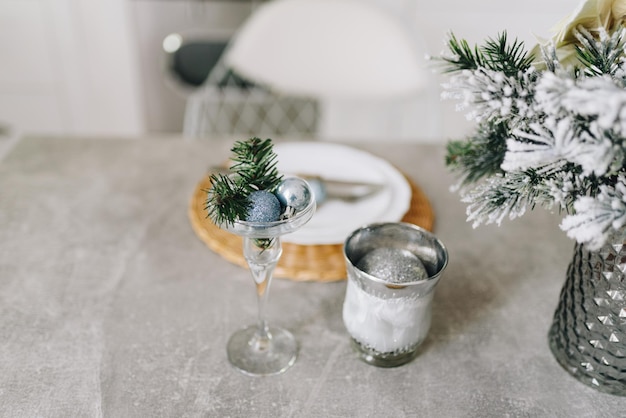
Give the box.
[548,228,626,396]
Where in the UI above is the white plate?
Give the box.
[274,142,411,245]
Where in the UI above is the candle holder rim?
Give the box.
[343,221,448,287]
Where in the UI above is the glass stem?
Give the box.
[243,237,282,349]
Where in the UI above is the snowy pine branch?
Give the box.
[438,23,626,250]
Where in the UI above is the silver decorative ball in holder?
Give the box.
[221,176,316,376]
[342,222,448,367]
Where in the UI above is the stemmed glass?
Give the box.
[222,179,315,376]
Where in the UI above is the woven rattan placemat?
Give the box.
[188,174,434,282]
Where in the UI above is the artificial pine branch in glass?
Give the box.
[445,121,509,186]
[436,25,626,250]
[574,26,625,77]
[230,137,283,192]
[440,32,534,75]
[205,137,283,227]
[438,32,536,186]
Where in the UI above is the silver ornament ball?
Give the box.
[275,177,312,211]
[356,247,428,284]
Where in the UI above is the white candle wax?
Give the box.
[342,279,432,353]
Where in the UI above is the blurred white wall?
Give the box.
[0,0,144,137]
[0,0,579,142]
[320,0,576,142]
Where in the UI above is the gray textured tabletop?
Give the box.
[1,136,625,417]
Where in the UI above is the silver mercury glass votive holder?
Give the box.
[342,222,448,367]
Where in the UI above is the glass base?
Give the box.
[227,325,297,376]
[350,338,420,368]
[548,326,626,396]
[547,240,626,396]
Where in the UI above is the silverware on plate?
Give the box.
[208,166,385,204]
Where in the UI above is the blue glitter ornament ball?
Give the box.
[275,177,311,211]
[245,190,282,222]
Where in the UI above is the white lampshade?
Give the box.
[224,0,427,99]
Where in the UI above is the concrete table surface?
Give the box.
[1,136,625,417]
